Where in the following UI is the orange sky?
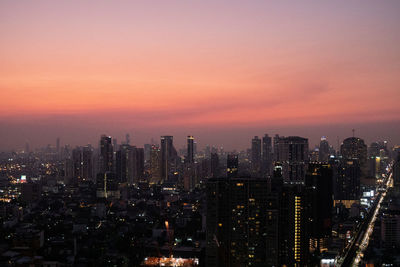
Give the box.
[1,1,400,149]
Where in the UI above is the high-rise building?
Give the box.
[72,146,93,182]
[150,145,162,184]
[99,135,114,173]
[211,153,220,178]
[262,134,273,177]
[340,137,367,177]
[96,172,119,199]
[319,137,330,162]
[116,144,135,184]
[275,136,309,183]
[305,163,333,253]
[187,136,194,164]
[160,136,177,182]
[334,159,361,200]
[206,177,268,266]
[251,136,261,177]
[226,154,238,178]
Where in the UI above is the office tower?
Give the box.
[251,136,261,177]
[211,153,220,178]
[116,144,135,184]
[262,134,273,177]
[150,145,162,184]
[305,163,333,253]
[340,137,367,177]
[82,146,93,181]
[96,172,119,199]
[278,184,309,266]
[135,148,144,182]
[144,144,151,163]
[113,138,118,151]
[161,136,178,182]
[393,152,400,188]
[226,154,238,178]
[125,133,130,145]
[275,136,309,183]
[72,146,93,182]
[319,136,330,162]
[206,177,268,266]
[187,136,194,164]
[99,135,114,173]
[335,159,361,200]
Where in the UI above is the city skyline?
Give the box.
[1,0,400,150]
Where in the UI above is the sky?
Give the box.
[1,0,400,151]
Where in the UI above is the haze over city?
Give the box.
[1,0,400,150]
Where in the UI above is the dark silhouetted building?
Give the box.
[206,177,268,266]
[226,154,238,178]
[99,135,114,173]
[187,136,194,164]
[251,136,261,177]
[275,136,309,183]
[262,134,273,177]
[161,136,178,182]
[340,137,367,177]
[305,163,333,253]
[319,136,330,162]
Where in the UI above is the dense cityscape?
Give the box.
[2,1,400,266]
[0,134,399,266]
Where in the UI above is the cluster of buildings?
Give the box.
[0,133,398,266]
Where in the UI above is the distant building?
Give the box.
[262,134,273,177]
[99,135,114,173]
[274,136,309,183]
[226,154,238,178]
[340,137,367,177]
[161,136,178,182]
[251,136,261,177]
[319,137,330,162]
[186,136,195,164]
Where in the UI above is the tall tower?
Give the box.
[275,136,309,183]
[161,136,176,182]
[340,137,367,177]
[99,135,113,173]
[227,154,238,178]
[187,136,194,164]
[251,136,262,177]
[262,134,273,177]
[319,136,330,162]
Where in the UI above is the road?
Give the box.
[338,171,392,266]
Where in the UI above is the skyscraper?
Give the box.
[72,145,93,183]
[335,159,361,200]
[187,135,194,164]
[262,134,273,177]
[99,135,113,173]
[206,177,268,266]
[210,152,220,178]
[340,137,367,177]
[319,136,330,162]
[275,136,309,183]
[150,145,162,184]
[305,163,333,253]
[251,136,261,177]
[226,154,238,178]
[160,136,177,182]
